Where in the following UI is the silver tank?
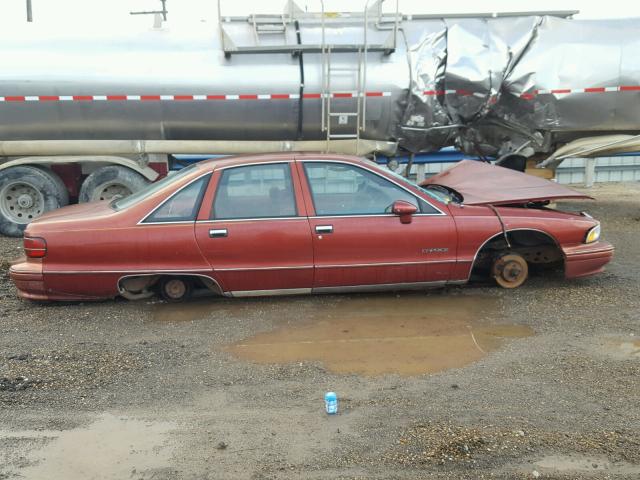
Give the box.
[1,8,640,157]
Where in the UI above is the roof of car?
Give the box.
[195,152,367,170]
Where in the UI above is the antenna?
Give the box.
[130,0,168,21]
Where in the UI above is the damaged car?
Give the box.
[9,154,613,302]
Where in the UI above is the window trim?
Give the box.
[138,172,212,225]
[211,162,299,221]
[301,160,446,217]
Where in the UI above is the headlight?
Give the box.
[585,224,601,243]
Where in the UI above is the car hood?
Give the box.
[420,160,592,205]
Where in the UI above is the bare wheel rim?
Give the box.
[91,183,132,202]
[0,181,45,224]
[493,254,528,288]
[164,279,187,300]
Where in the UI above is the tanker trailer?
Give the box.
[1,0,639,236]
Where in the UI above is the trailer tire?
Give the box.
[0,166,69,237]
[79,165,149,203]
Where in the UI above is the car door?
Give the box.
[297,160,457,290]
[194,161,314,295]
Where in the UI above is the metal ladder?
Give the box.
[321,46,364,146]
[249,13,288,46]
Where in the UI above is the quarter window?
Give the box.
[144,174,210,223]
[213,163,297,219]
[303,162,436,215]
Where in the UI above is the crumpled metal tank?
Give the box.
[402,15,640,157]
[1,8,639,158]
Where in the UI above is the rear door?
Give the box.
[194,161,314,295]
[297,160,457,290]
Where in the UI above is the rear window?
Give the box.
[143,174,210,223]
[111,165,198,211]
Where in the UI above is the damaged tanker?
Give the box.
[0,1,639,236]
[400,14,640,165]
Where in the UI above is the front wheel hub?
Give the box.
[492,253,529,289]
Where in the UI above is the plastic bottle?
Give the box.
[324,391,338,414]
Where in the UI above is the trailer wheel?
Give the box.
[79,165,149,203]
[0,166,69,237]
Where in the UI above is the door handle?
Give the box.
[209,228,228,238]
[315,225,333,234]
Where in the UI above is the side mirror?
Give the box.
[391,200,418,224]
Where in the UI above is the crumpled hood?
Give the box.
[420,160,592,205]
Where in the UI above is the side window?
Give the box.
[144,174,210,223]
[213,163,297,219]
[303,162,432,216]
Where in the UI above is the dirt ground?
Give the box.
[0,182,638,479]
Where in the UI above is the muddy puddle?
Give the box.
[600,337,640,359]
[531,454,640,476]
[2,414,174,479]
[224,294,533,376]
[151,298,252,322]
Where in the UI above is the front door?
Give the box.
[298,160,457,290]
[194,161,314,295]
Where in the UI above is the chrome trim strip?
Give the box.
[197,216,304,223]
[140,221,196,225]
[137,172,212,226]
[315,259,456,268]
[229,288,312,297]
[308,213,445,219]
[564,247,614,257]
[300,159,447,216]
[215,265,313,272]
[217,160,293,171]
[313,280,447,294]
[47,268,213,274]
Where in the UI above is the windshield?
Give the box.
[111,164,199,211]
[384,167,453,204]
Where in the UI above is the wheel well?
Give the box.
[117,273,224,299]
[0,156,160,181]
[471,229,564,277]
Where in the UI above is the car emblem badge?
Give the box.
[422,247,449,254]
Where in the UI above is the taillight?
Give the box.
[24,237,47,258]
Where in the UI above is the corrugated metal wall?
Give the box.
[407,156,640,185]
[555,156,640,184]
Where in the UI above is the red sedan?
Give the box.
[9,154,613,302]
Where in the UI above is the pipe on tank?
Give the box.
[0,139,397,157]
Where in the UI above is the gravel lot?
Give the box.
[0,182,638,479]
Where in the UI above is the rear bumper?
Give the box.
[9,258,48,300]
[563,241,614,279]
[9,258,108,301]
